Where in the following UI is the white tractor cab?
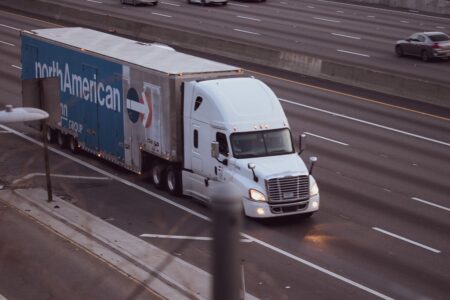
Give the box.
[182,77,320,218]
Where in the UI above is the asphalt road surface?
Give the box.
[26,0,450,84]
[0,197,161,300]
[1,8,450,300]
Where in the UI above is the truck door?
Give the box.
[81,64,99,152]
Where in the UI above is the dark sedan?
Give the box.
[395,32,450,62]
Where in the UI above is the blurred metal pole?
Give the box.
[212,183,243,300]
[42,121,53,202]
[38,78,52,202]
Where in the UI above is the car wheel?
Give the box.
[46,126,55,143]
[151,161,166,189]
[395,45,404,57]
[166,165,182,196]
[57,131,67,148]
[303,212,314,218]
[421,50,430,62]
[69,136,79,154]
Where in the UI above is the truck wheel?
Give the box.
[46,127,55,143]
[166,165,181,196]
[151,162,166,190]
[69,136,79,154]
[57,131,67,148]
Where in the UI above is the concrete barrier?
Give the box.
[341,0,450,16]
[2,0,450,108]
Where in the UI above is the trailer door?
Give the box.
[81,64,99,152]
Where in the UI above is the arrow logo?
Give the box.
[126,88,152,128]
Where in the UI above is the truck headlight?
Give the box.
[249,189,267,202]
[310,177,319,196]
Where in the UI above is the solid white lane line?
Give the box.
[233,29,260,35]
[140,234,253,242]
[237,15,261,22]
[11,65,22,69]
[0,124,393,300]
[313,17,340,23]
[337,49,370,57]
[305,132,349,146]
[279,98,450,148]
[331,33,361,40]
[160,1,181,6]
[372,227,441,254]
[0,40,14,46]
[240,232,394,300]
[411,197,450,212]
[0,24,21,31]
[152,12,172,18]
[86,0,102,3]
[228,3,249,7]
[12,173,110,185]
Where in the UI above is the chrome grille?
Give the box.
[266,175,309,203]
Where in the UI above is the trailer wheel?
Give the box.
[151,162,166,190]
[166,165,181,196]
[46,127,55,143]
[69,136,79,154]
[57,131,67,148]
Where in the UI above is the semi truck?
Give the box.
[20,27,320,218]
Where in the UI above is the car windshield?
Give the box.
[428,34,450,42]
[230,128,294,158]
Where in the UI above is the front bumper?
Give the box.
[243,194,320,218]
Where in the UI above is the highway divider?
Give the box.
[2,0,450,108]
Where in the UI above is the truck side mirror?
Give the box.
[298,133,306,155]
[309,156,318,174]
[247,163,258,182]
[211,141,219,159]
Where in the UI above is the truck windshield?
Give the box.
[230,128,294,158]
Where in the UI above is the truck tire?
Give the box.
[151,162,166,190]
[166,165,182,196]
[69,136,79,154]
[46,127,55,143]
[57,131,67,148]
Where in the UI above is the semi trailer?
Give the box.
[20,27,320,218]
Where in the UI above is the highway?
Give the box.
[38,0,450,83]
[1,7,450,300]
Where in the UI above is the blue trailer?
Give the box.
[21,27,240,173]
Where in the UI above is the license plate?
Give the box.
[283,191,295,199]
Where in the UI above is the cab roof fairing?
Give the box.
[194,77,289,133]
